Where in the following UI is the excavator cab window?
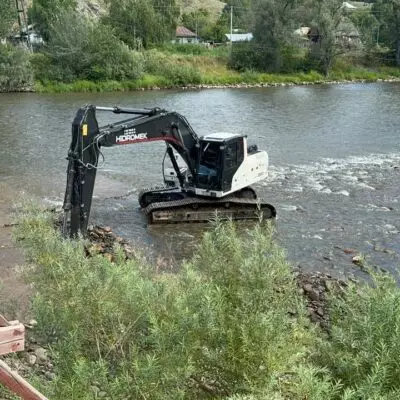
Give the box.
[197,141,222,189]
[221,138,244,191]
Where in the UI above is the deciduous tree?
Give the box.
[373,0,400,65]
[306,0,344,75]
[29,0,77,40]
[250,0,301,72]
[0,0,16,38]
[103,0,179,49]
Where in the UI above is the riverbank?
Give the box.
[33,68,400,93]
[0,184,30,322]
[5,203,400,399]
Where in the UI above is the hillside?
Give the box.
[24,0,226,18]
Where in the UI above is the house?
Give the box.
[10,25,44,47]
[224,33,253,42]
[294,20,361,50]
[174,26,198,44]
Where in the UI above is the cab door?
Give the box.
[221,138,244,192]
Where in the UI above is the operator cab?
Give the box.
[196,133,246,193]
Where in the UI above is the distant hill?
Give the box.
[180,0,226,14]
[23,0,226,20]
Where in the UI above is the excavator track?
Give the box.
[138,185,184,208]
[143,196,276,224]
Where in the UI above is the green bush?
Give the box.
[35,11,144,83]
[15,204,317,399]
[143,49,202,85]
[0,44,33,91]
[229,42,260,72]
[16,202,400,399]
[314,272,400,399]
[160,43,211,56]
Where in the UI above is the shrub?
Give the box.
[36,10,144,83]
[15,204,316,399]
[143,49,202,85]
[0,44,33,91]
[314,271,400,399]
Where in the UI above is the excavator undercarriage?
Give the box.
[62,105,276,237]
[139,186,275,223]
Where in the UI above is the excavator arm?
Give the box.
[62,105,199,237]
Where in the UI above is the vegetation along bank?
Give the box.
[2,203,400,399]
[1,0,400,92]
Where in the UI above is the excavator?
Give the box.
[62,105,276,237]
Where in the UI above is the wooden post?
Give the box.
[0,314,25,356]
[0,360,48,400]
[0,314,48,400]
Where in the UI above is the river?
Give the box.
[1,83,399,278]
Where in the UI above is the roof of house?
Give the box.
[225,33,253,42]
[342,2,357,9]
[176,26,197,38]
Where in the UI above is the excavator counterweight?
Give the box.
[62,105,276,237]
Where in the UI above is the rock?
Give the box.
[309,311,320,324]
[316,307,324,317]
[26,353,37,366]
[29,319,38,327]
[303,284,313,293]
[44,371,56,381]
[103,226,112,233]
[34,347,48,363]
[308,289,320,302]
[344,248,357,254]
[98,391,107,398]
[104,253,113,262]
[352,255,364,266]
[91,386,100,395]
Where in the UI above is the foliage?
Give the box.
[250,0,303,72]
[0,0,16,38]
[224,0,252,31]
[16,202,400,399]
[103,0,179,49]
[305,0,344,76]
[35,10,144,82]
[0,44,33,91]
[143,50,202,84]
[349,9,379,50]
[15,204,319,399]
[29,0,77,41]
[372,0,400,65]
[314,272,400,399]
[230,42,306,73]
[181,8,214,41]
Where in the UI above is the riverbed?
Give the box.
[1,83,399,278]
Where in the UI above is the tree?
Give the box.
[250,0,302,72]
[103,0,179,49]
[225,0,252,31]
[349,9,379,50]
[39,9,144,82]
[29,0,77,41]
[373,0,400,65]
[0,0,16,38]
[306,0,344,75]
[181,8,211,40]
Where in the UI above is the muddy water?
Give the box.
[1,83,400,278]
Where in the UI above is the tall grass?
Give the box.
[33,48,400,93]
[15,204,318,399]
[14,203,400,399]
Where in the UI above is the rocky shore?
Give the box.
[2,76,400,94]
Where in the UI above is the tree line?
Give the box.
[0,0,400,89]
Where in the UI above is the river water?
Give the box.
[1,83,399,278]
